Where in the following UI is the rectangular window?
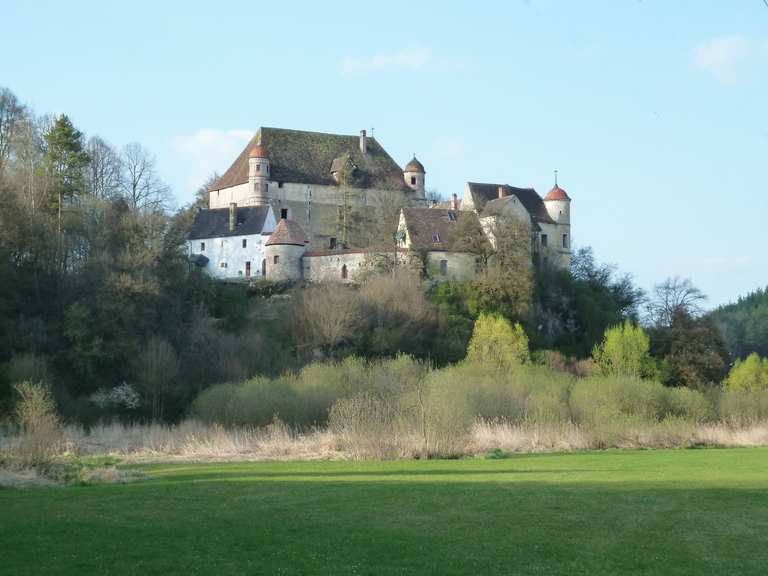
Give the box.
[447,211,457,222]
[245,261,251,277]
[562,234,568,249]
[255,164,260,172]
[540,234,547,247]
[432,233,441,243]
[200,242,206,251]
[281,208,288,219]
[273,255,279,264]
[220,262,227,268]
[329,237,337,249]
[278,182,284,188]
[439,260,448,276]
[411,176,416,185]
[242,238,247,249]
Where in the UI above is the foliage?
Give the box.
[592,321,657,379]
[649,309,729,389]
[710,287,768,359]
[528,247,644,357]
[12,381,61,467]
[724,353,768,392]
[466,314,530,369]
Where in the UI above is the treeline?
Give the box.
[710,288,768,359]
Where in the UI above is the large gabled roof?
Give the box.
[212,127,410,192]
[467,182,555,224]
[188,206,271,240]
[401,207,483,252]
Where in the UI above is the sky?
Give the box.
[2,0,766,308]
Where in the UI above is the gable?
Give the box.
[467,182,554,224]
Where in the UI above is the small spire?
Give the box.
[554,169,558,187]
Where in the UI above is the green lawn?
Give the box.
[3,449,768,575]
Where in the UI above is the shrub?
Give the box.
[569,375,667,424]
[13,381,61,467]
[466,314,529,369]
[592,321,657,379]
[662,387,713,423]
[724,353,768,391]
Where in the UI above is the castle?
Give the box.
[187,127,571,283]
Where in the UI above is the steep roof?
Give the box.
[481,197,542,231]
[213,127,409,191]
[467,182,555,224]
[402,207,483,252]
[544,184,570,201]
[404,156,425,173]
[266,218,308,246]
[188,206,271,240]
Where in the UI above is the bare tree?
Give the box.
[0,87,27,175]
[293,284,361,356]
[120,142,171,211]
[646,276,707,327]
[85,136,121,199]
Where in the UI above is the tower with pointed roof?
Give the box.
[247,145,270,206]
[543,171,572,267]
[403,156,426,202]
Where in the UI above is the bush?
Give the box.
[13,381,61,467]
[593,321,657,379]
[466,314,529,369]
[724,353,768,391]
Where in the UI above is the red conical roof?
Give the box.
[544,185,570,201]
[249,145,266,159]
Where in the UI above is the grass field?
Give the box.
[3,449,768,575]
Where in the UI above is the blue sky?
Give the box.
[3,0,767,307]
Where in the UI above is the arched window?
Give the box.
[341,264,348,280]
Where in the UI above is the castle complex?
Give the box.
[187,127,571,283]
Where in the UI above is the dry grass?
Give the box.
[0,467,55,489]
[5,419,768,464]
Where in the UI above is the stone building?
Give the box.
[187,126,572,283]
[206,127,426,251]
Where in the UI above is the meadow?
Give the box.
[3,448,768,575]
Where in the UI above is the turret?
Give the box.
[543,177,571,225]
[404,156,426,200]
[247,145,270,206]
[264,218,307,281]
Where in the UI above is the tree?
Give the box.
[0,87,26,176]
[527,247,644,357]
[466,313,529,369]
[134,336,179,420]
[650,309,729,389]
[43,115,90,269]
[646,277,706,327]
[592,320,656,379]
[85,136,121,199]
[724,353,768,392]
[119,142,171,212]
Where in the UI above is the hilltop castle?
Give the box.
[187,127,571,282]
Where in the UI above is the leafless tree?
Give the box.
[646,276,707,327]
[0,87,27,175]
[85,136,121,199]
[119,142,171,212]
[293,284,361,355]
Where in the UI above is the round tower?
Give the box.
[247,145,270,206]
[543,180,571,225]
[403,156,426,200]
[265,218,307,281]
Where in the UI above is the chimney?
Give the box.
[498,186,505,199]
[452,193,459,211]
[229,202,237,232]
[359,130,367,155]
